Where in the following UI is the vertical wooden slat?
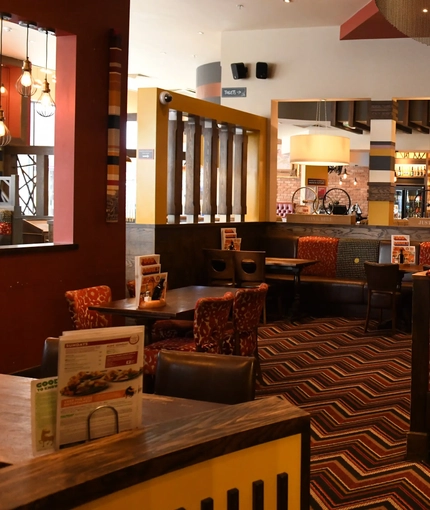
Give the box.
[201,497,214,510]
[35,154,47,216]
[252,479,264,510]
[227,487,239,510]
[233,131,243,217]
[167,111,184,223]
[202,120,218,221]
[218,124,234,220]
[241,132,248,222]
[184,115,202,223]
[277,472,289,510]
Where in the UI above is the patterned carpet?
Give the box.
[255,316,430,509]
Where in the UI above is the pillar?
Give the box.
[367,100,396,225]
[196,62,221,104]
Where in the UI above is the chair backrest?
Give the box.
[203,248,235,286]
[233,283,268,356]
[65,285,112,329]
[154,350,255,404]
[41,337,59,377]
[193,292,234,353]
[233,250,266,286]
[364,262,400,293]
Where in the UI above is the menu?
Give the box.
[31,377,58,455]
[55,325,144,449]
[391,234,416,264]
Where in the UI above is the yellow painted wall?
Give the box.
[368,201,394,225]
[75,434,303,510]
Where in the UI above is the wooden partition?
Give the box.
[408,271,430,461]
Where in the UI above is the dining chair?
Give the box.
[154,350,255,404]
[11,337,59,378]
[144,292,234,377]
[223,283,268,383]
[203,248,235,286]
[233,250,267,323]
[65,285,113,329]
[364,262,401,334]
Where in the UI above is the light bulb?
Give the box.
[20,70,32,87]
[36,79,56,117]
[342,171,347,179]
[0,120,5,136]
[354,178,357,186]
[0,84,5,94]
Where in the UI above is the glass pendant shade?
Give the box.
[0,109,11,146]
[290,134,350,166]
[0,12,11,146]
[16,58,37,97]
[36,78,55,117]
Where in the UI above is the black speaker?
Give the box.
[231,63,248,80]
[256,62,268,79]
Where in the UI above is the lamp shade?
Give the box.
[290,134,350,166]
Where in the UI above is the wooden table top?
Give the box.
[265,257,317,269]
[399,264,425,273]
[0,374,225,467]
[0,393,310,510]
[89,285,237,320]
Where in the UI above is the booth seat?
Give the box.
[264,234,422,317]
[276,202,294,218]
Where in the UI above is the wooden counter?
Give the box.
[0,377,310,510]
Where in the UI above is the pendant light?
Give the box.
[36,28,55,117]
[290,100,350,166]
[15,21,37,97]
[0,13,12,146]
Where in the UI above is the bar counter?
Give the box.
[0,392,310,510]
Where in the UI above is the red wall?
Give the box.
[0,0,130,373]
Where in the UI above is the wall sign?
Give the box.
[138,149,155,160]
[222,87,247,98]
[308,178,326,186]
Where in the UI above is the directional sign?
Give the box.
[222,87,247,98]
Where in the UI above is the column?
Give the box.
[367,100,397,225]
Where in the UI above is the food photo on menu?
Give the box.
[55,325,144,449]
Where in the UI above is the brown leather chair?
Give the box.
[154,350,255,405]
[40,337,59,377]
[203,248,235,286]
[364,262,402,334]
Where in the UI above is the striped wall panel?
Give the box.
[106,30,122,222]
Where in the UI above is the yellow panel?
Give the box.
[368,201,394,226]
[305,165,327,183]
[76,434,302,510]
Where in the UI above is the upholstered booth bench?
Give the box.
[265,234,426,318]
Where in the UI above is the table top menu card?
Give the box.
[55,325,144,449]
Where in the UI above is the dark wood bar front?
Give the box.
[0,376,310,510]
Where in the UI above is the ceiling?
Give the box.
[1,0,408,95]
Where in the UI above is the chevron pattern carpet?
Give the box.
[256,317,430,509]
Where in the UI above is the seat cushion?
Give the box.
[297,236,339,277]
[144,338,196,375]
[336,238,380,279]
[419,241,430,265]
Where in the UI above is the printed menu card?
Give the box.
[55,325,144,449]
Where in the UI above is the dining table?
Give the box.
[265,257,317,319]
[0,373,225,467]
[89,285,237,343]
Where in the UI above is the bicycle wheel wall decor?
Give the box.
[106,29,122,222]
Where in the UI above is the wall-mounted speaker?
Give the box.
[231,62,248,80]
[256,62,268,79]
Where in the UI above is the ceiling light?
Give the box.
[354,177,357,185]
[36,28,56,117]
[15,21,37,97]
[342,168,348,179]
[290,100,350,166]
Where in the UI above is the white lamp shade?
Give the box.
[290,134,350,166]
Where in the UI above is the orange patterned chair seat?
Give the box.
[65,285,113,329]
[144,292,234,376]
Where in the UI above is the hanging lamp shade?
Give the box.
[375,0,430,46]
[290,134,350,166]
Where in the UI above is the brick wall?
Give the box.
[277,165,369,218]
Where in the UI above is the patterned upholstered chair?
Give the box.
[144,292,234,376]
[223,283,268,381]
[65,285,112,329]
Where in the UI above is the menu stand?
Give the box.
[87,405,119,441]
